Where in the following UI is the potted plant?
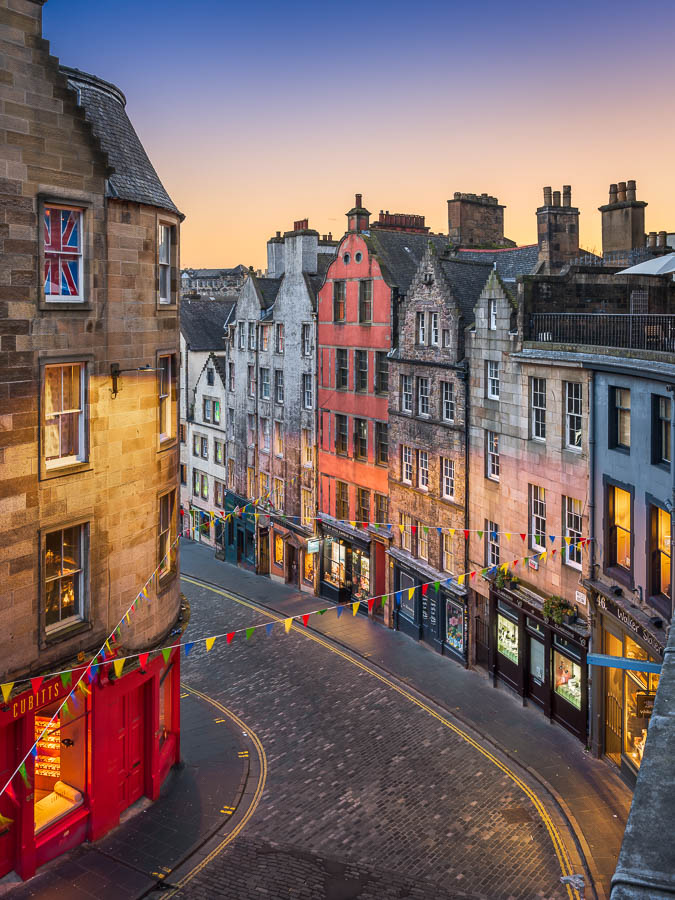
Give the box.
[543,595,574,625]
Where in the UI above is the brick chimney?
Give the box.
[447,192,507,247]
[346,194,370,233]
[598,179,647,259]
[536,184,580,273]
[372,210,430,234]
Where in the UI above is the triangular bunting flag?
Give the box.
[477,530,483,540]
[434,581,440,592]
[139,653,149,669]
[318,609,327,615]
[552,548,557,557]
[470,571,476,579]
[505,532,511,540]
[227,631,235,643]
[549,535,556,544]
[18,763,29,788]
[352,601,359,616]
[463,530,469,540]
[368,598,375,613]
[125,612,131,625]
[60,671,72,690]
[162,648,171,664]
[301,614,310,627]
[30,745,37,759]
[481,568,488,576]
[88,664,99,683]
[458,574,465,585]
[105,640,112,654]
[520,533,527,541]
[113,659,125,679]
[399,524,404,534]
[5,782,18,807]
[408,587,415,601]
[184,642,194,657]
[422,584,428,596]
[394,592,402,607]
[62,699,71,717]
[30,677,44,695]
[411,525,417,535]
[539,551,547,562]
[336,605,343,618]
[500,563,508,573]
[205,637,216,651]
[564,536,572,545]
[265,623,274,636]
[246,627,255,640]
[449,528,455,536]
[349,521,356,529]
[78,682,91,698]
[381,595,386,607]
[437,527,442,535]
[284,618,293,633]
[1,683,13,704]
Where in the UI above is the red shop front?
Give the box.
[0,649,180,881]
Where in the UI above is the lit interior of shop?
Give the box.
[34,703,85,835]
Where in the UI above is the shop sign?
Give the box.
[575,590,587,607]
[7,679,65,722]
[595,593,664,657]
[307,539,320,554]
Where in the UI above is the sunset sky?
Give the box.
[45,0,675,270]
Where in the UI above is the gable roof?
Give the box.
[61,67,181,217]
[366,230,449,298]
[455,244,539,279]
[253,274,283,311]
[180,298,236,351]
[438,257,494,323]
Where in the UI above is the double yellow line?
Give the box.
[162,682,267,897]
[180,574,581,899]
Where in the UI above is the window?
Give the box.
[358,280,372,322]
[487,360,500,400]
[565,382,583,450]
[417,378,430,416]
[247,467,256,499]
[303,373,312,409]
[611,387,631,449]
[158,225,172,304]
[44,205,83,301]
[441,458,455,499]
[531,377,546,441]
[274,533,284,565]
[193,434,199,456]
[355,350,368,393]
[375,422,388,465]
[158,492,175,576]
[652,396,671,465]
[214,439,223,464]
[357,488,370,523]
[429,312,440,346]
[563,497,583,569]
[336,414,348,455]
[608,484,631,571]
[273,478,284,510]
[418,450,429,489]
[207,367,215,386]
[401,374,413,413]
[201,472,208,500]
[418,524,429,560]
[229,362,235,392]
[416,311,426,345]
[247,365,255,397]
[158,354,174,440]
[274,420,284,457]
[486,431,500,480]
[401,445,413,484]
[275,323,284,353]
[179,423,186,444]
[261,417,270,452]
[401,513,412,552]
[238,322,245,349]
[274,370,284,404]
[227,407,234,438]
[44,363,86,469]
[45,524,85,629]
[213,400,220,425]
[354,418,367,460]
[336,349,349,390]
[180,463,187,485]
[259,367,270,400]
[487,521,499,567]
[333,281,346,321]
[650,506,671,606]
[203,398,212,423]
[302,428,313,467]
[442,533,453,573]
[260,471,270,498]
[214,480,224,508]
[488,298,496,330]
[260,324,270,352]
[630,289,648,314]
[375,493,388,525]
[192,468,200,495]
[441,381,454,422]
[247,414,255,447]
[200,436,208,459]
[336,481,349,520]
[442,329,450,348]
[301,489,313,527]
[248,322,256,350]
[375,352,388,394]
[302,323,311,356]
[530,484,546,550]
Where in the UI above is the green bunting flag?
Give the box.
[162,648,172,664]
[434,581,440,592]
[318,609,326,615]
[18,762,29,787]
[245,627,255,640]
[60,671,72,690]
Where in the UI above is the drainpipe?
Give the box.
[254,323,260,570]
[313,311,320,595]
[461,357,470,669]
[666,384,675,629]
[588,369,599,754]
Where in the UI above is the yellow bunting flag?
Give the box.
[449,528,455,536]
[142,587,148,599]
[125,612,131,624]
[408,587,415,601]
[349,521,356,528]
[500,563,508,573]
[352,601,359,616]
[78,682,91,697]
[284,618,293,633]
[539,551,547,562]
[205,637,216,652]
[210,512,215,525]
[505,533,511,541]
[564,536,571,545]
[399,525,404,534]
[105,640,112,654]
[458,574,465,586]
[1,683,13,704]
[113,659,125,679]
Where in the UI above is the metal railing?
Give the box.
[528,313,675,352]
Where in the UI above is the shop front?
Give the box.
[0,649,180,881]
[587,583,665,784]
[389,549,469,665]
[319,518,373,607]
[218,490,255,569]
[268,517,316,594]
[488,584,588,742]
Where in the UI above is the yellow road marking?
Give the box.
[163,682,267,897]
[181,574,580,899]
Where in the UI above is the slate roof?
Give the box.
[180,298,236,351]
[211,355,229,388]
[306,250,337,306]
[61,67,181,217]
[255,275,283,310]
[438,258,493,323]
[455,244,539,279]
[367,230,450,298]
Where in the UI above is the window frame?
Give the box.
[274,369,284,404]
[401,374,413,414]
[358,279,373,323]
[158,223,175,305]
[441,381,455,423]
[610,386,631,451]
[417,377,430,417]
[430,312,440,346]
[260,417,271,453]
[357,487,370,523]
[275,323,285,354]
[303,373,313,410]
[259,367,270,400]
[40,199,89,309]
[486,360,500,400]
[158,489,177,580]
[273,420,284,458]
[333,281,346,322]
[42,360,89,476]
[336,349,349,390]
[301,323,312,357]
[605,479,633,580]
[486,430,500,481]
[355,350,368,393]
[375,352,388,395]
[565,381,583,451]
[335,414,348,456]
[530,376,546,442]
[648,500,672,614]
[302,428,313,467]
[416,311,427,345]
[442,532,453,573]
[157,352,177,445]
[336,480,349,520]
[651,395,671,467]
[418,449,429,490]
[487,520,500,567]
[375,421,388,466]
[563,496,583,570]
[42,519,89,638]
[354,417,368,461]
[441,457,455,500]
[401,445,413,484]
[530,484,546,551]
[375,493,388,526]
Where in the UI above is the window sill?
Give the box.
[159,437,178,453]
[604,565,633,589]
[651,460,670,472]
[157,569,178,594]
[39,299,92,312]
[41,461,93,482]
[156,301,177,312]
[43,618,91,648]
[609,445,630,455]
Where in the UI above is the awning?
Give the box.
[616,252,675,276]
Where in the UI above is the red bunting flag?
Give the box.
[368,598,375,613]
[520,533,527,541]
[139,653,149,669]
[421,583,428,596]
[30,676,44,695]
[463,530,469,540]
[302,614,310,627]
[470,571,476,579]
[411,525,417,535]
[5,782,18,807]
[226,632,235,644]
[362,521,368,529]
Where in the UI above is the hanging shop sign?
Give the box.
[307,539,320,554]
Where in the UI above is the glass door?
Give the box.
[527,633,547,708]
[604,631,623,767]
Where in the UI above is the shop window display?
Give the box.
[352,549,370,601]
[624,674,657,768]
[529,637,545,685]
[446,600,463,652]
[323,540,345,588]
[497,613,518,664]
[553,650,582,710]
[34,705,85,835]
[274,534,284,566]
[303,550,315,584]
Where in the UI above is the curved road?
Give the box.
[168,575,584,900]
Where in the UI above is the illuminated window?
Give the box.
[530,484,546,550]
[608,484,631,571]
[43,363,86,468]
[158,354,175,441]
[301,489,313,527]
[45,525,85,629]
[274,533,284,565]
[273,478,284,510]
[564,497,583,569]
[302,428,313,467]
[158,491,175,577]
[650,506,671,605]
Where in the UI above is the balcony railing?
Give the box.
[528,314,675,352]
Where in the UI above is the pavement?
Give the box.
[178,538,633,900]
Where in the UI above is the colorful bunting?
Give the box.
[368,598,375,613]
[31,677,44,695]
[245,627,255,640]
[18,763,29,788]
[139,653,149,669]
[284,618,293,633]
[336,605,343,619]
[352,601,359,616]
[113,659,125,679]
[60,671,72,690]
[205,637,216,651]
[162,648,172,664]
[184,642,194,657]
[227,631,235,643]
[1,683,13,704]
[301,614,310,627]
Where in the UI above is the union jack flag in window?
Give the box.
[44,206,82,299]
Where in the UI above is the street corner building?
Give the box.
[0,0,183,879]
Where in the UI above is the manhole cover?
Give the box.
[500,807,533,824]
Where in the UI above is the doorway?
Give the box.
[236,527,244,564]
[115,686,146,815]
[0,723,16,877]
[259,532,269,574]
[604,632,623,767]
[286,545,298,586]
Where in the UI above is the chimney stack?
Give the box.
[562,185,572,207]
[626,180,636,201]
[552,191,561,207]
[599,178,647,259]
[657,231,667,249]
[648,232,657,249]
[346,194,370,233]
[609,184,618,204]
[543,186,552,206]
[447,191,507,247]
[537,183,580,273]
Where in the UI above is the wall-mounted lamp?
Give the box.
[110,363,158,399]
[61,738,75,748]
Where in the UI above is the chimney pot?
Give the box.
[648,232,657,248]
[355,193,362,208]
[562,185,571,206]
[543,186,552,206]
[617,182,627,202]
[658,231,667,248]
[626,179,636,201]
[328,232,332,241]
[552,191,561,207]
[609,184,618,204]
[276,231,281,238]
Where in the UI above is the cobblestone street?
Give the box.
[162,570,585,900]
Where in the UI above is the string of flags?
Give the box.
[0,536,181,804]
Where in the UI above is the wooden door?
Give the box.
[0,723,16,878]
[115,687,146,815]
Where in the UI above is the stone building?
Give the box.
[220,221,335,589]
[447,192,516,248]
[0,0,182,877]
[180,265,246,297]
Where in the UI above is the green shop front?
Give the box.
[216,490,256,569]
